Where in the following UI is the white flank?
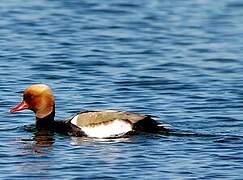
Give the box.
[70,115,79,126]
[71,115,132,138]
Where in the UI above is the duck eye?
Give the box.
[24,94,32,100]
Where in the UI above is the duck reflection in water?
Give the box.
[20,124,55,154]
[33,130,55,147]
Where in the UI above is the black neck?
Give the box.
[36,105,55,130]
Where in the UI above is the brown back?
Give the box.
[75,111,147,127]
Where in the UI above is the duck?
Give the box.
[10,84,167,138]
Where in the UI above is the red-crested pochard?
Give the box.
[10,84,167,138]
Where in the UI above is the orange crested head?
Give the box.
[10,84,55,119]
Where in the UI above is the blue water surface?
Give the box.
[1,0,243,179]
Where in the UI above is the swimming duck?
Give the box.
[10,84,166,138]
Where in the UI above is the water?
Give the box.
[1,0,243,179]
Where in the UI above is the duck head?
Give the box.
[10,84,55,119]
